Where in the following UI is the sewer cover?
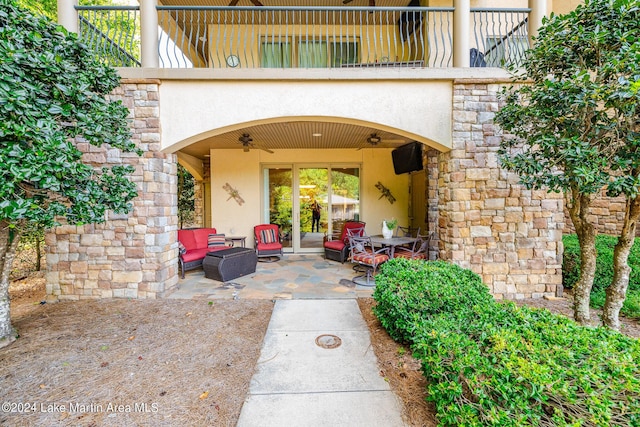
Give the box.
[315,334,342,349]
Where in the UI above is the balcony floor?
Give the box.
[167,254,375,300]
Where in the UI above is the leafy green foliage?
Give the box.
[373,259,640,426]
[497,0,640,197]
[563,234,640,318]
[0,0,140,229]
[177,164,195,229]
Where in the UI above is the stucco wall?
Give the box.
[209,148,410,246]
[158,78,453,153]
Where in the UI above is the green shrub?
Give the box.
[374,259,640,427]
[373,259,494,344]
[563,234,640,318]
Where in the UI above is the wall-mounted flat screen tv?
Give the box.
[391,142,423,175]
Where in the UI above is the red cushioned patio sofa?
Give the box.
[178,228,230,278]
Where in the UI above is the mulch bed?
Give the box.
[4,273,638,427]
[1,295,273,427]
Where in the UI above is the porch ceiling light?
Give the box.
[312,133,322,137]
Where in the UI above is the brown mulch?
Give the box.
[3,276,639,427]
[2,277,273,427]
[357,298,438,427]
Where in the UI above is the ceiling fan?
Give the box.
[238,133,274,154]
[228,0,263,6]
[343,0,376,6]
[356,133,405,150]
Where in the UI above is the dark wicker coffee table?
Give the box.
[203,247,257,282]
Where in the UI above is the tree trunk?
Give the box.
[603,196,640,330]
[566,191,597,325]
[0,221,22,349]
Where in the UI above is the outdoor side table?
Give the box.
[203,247,257,282]
[224,236,247,248]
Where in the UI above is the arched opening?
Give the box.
[170,117,443,256]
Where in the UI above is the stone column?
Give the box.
[426,148,440,260]
[57,0,78,34]
[46,79,179,300]
[453,0,470,67]
[140,0,159,68]
[438,81,564,299]
[193,181,204,228]
[528,0,547,48]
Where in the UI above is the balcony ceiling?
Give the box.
[159,1,415,6]
[179,121,412,158]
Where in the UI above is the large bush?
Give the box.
[563,234,640,318]
[374,259,640,427]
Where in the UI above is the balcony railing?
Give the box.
[75,5,530,70]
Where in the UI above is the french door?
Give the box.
[263,164,360,253]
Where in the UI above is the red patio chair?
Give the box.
[254,224,283,262]
[323,221,366,263]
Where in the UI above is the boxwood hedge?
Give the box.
[373,259,640,427]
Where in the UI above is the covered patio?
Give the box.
[167,254,377,299]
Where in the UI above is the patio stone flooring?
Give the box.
[165,254,376,300]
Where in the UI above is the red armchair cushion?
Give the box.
[192,228,218,249]
[178,228,217,251]
[256,241,282,251]
[180,248,211,263]
[341,221,366,242]
[324,240,346,251]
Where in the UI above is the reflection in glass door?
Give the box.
[264,165,360,253]
[298,167,328,250]
[265,168,292,249]
[329,167,360,238]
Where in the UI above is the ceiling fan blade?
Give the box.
[250,0,264,5]
[256,145,274,154]
[228,0,239,5]
[342,0,353,4]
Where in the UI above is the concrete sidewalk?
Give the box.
[236,299,405,427]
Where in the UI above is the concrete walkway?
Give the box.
[236,299,405,427]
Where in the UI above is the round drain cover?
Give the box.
[315,334,342,349]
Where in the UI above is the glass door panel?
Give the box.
[264,165,360,253]
[266,168,292,249]
[329,167,360,238]
[298,167,328,250]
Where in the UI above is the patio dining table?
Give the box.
[369,235,417,258]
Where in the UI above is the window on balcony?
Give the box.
[299,41,328,68]
[261,39,359,68]
[331,42,359,67]
[261,41,292,68]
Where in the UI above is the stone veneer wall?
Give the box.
[191,182,204,228]
[45,79,179,300]
[439,81,565,299]
[563,192,634,236]
[426,148,440,260]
